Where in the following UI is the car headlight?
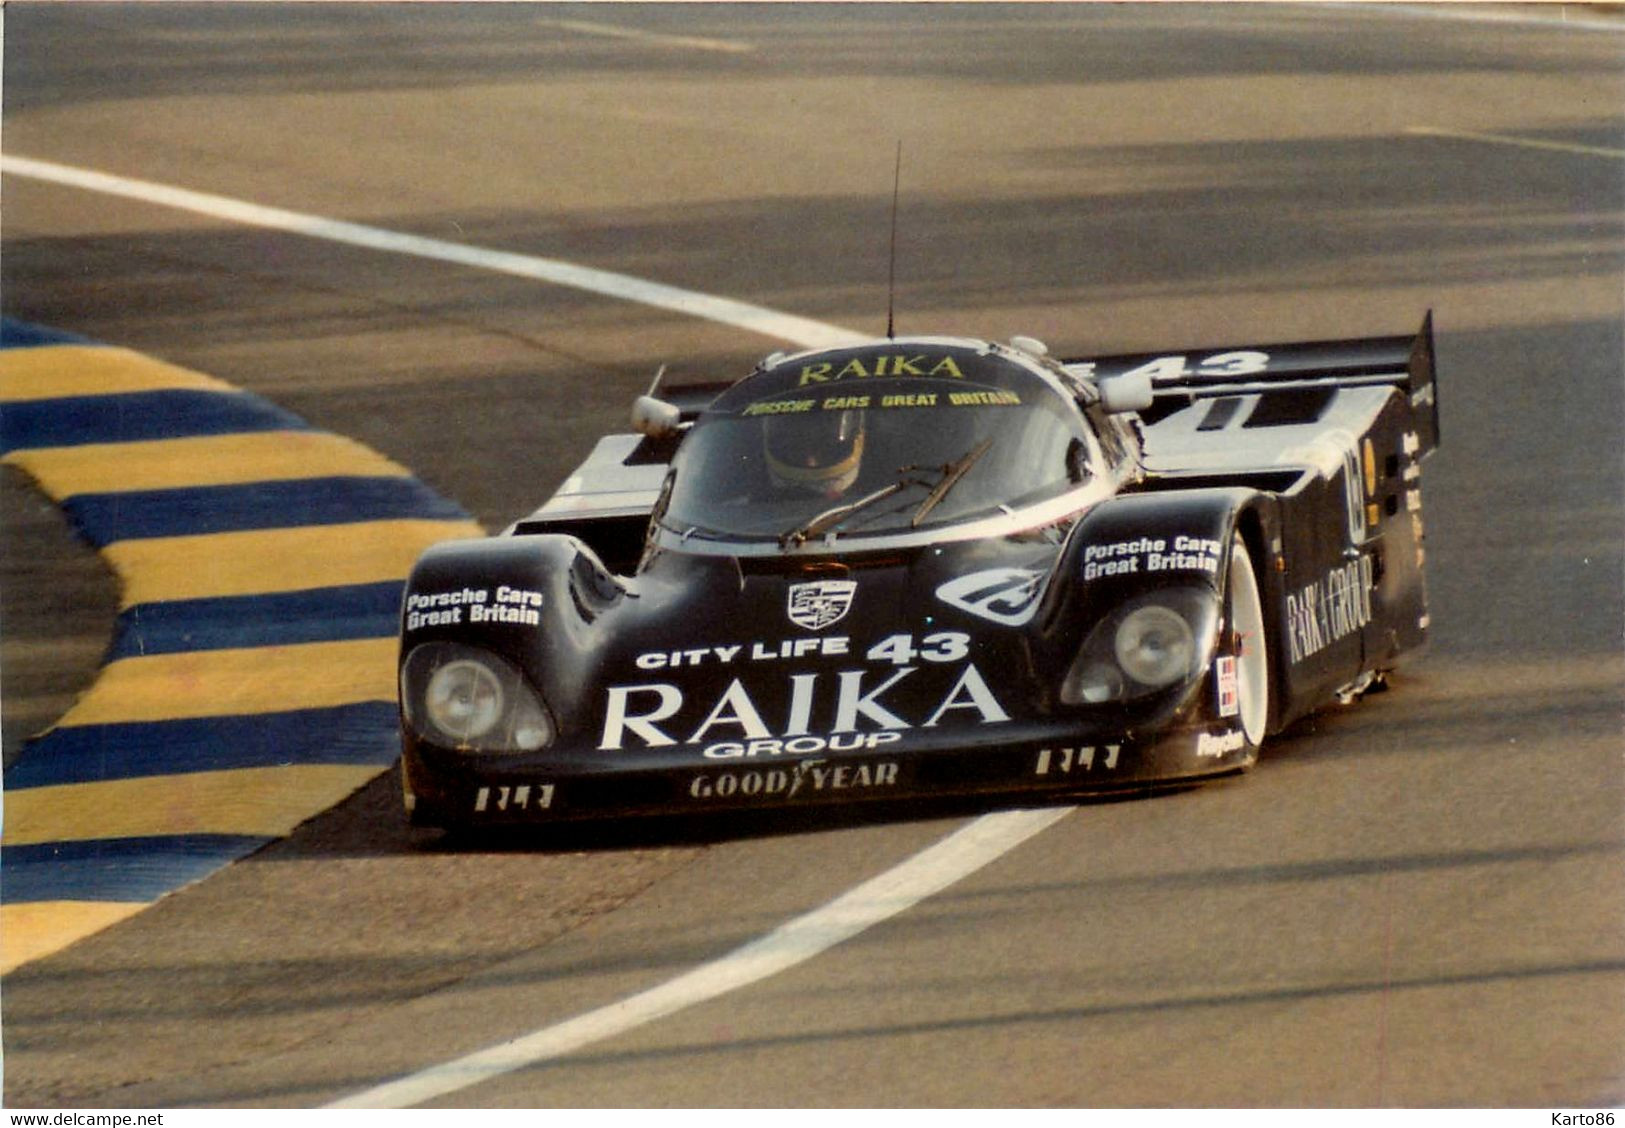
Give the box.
[1060,587,1218,706]
[425,659,505,741]
[1113,605,1196,689]
[402,642,554,753]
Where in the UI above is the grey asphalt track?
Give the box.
[2,2,1621,1108]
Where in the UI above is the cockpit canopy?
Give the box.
[657,340,1102,544]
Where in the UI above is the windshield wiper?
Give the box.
[777,438,996,549]
[779,479,914,549]
[654,516,736,544]
[910,437,993,528]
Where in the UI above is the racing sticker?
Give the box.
[935,568,1045,626]
[743,398,817,417]
[1033,744,1120,777]
[598,663,1010,752]
[702,731,902,760]
[787,579,857,631]
[1216,656,1239,718]
[745,387,1018,415]
[405,585,544,630]
[1195,730,1246,758]
[631,631,970,672]
[688,759,901,801]
[1284,555,1374,664]
[795,353,966,384]
[473,783,554,813]
[1081,536,1222,581]
[635,636,848,670]
[1068,351,1271,383]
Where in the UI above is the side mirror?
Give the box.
[631,395,682,438]
[1098,371,1155,414]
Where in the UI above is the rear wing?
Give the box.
[1063,311,1439,455]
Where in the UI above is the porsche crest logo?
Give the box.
[786,580,857,631]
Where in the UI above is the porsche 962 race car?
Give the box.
[398,317,1439,827]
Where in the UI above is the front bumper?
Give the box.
[402,722,1256,829]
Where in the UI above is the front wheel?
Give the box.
[1226,534,1270,748]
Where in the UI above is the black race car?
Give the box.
[397,317,1439,827]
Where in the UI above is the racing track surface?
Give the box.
[2,2,1622,1108]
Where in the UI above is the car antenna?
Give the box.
[886,139,902,340]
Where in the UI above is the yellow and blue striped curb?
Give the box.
[0,320,484,971]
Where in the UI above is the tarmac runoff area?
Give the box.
[0,321,483,972]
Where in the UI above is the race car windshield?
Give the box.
[661,374,1095,542]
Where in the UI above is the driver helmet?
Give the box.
[764,408,865,497]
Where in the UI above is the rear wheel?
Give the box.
[1227,534,1269,746]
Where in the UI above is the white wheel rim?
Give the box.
[1228,535,1269,744]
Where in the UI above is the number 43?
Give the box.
[867,632,970,666]
[1119,351,1271,382]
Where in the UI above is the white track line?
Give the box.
[1326,2,1625,33]
[539,17,755,54]
[326,806,1070,1108]
[1406,125,1625,161]
[9,150,1076,1107]
[0,154,856,350]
